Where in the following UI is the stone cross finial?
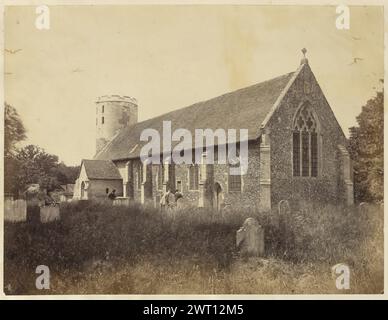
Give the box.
[300,48,308,65]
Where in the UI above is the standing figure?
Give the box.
[108,189,117,200]
[174,189,183,208]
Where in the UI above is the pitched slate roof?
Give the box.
[95,71,295,161]
[82,159,122,179]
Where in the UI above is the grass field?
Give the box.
[3,201,384,294]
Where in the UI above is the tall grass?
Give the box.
[3,201,383,294]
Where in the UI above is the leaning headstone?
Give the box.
[236,217,265,256]
[358,202,368,215]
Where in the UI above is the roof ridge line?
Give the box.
[94,69,297,161]
[121,71,295,128]
[259,64,305,130]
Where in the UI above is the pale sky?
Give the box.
[5,5,384,165]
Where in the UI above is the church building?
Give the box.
[73,52,354,210]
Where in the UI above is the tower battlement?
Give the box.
[96,95,138,105]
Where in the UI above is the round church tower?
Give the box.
[95,95,138,155]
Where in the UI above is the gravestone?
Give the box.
[236,217,265,256]
[113,197,130,206]
[40,205,60,223]
[176,196,186,209]
[277,199,291,226]
[277,199,293,252]
[4,198,27,222]
[278,200,291,217]
[358,202,368,215]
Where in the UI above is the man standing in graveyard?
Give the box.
[108,189,117,201]
[174,189,183,208]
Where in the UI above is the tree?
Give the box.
[4,103,26,157]
[9,144,80,196]
[4,104,80,196]
[348,89,384,202]
[4,103,26,195]
[14,145,60,193]
[53,162,80,185]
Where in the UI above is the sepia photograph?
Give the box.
[2,2,384,297]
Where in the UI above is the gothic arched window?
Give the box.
[293,103,319,177]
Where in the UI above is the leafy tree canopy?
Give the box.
[4,102,26,157]
[4,103,80,195]
[349,90,383,202]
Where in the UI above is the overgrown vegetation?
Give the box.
[4,201,383,294]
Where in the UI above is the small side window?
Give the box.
[176,180,182,192]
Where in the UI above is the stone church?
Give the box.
[73,53,354,210]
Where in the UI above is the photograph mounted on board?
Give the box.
[2,4,384,295]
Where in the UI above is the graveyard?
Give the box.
[3,200,383,294]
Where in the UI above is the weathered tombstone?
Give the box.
[278,200,291,216]
[358,202,368,215]
[113,197,130,206]
[13,199,27,222]
[40,205,60,223]
[4,198,27,222]
[236,217,265,256]
[176,196,186,210]
[277,200,293,252]
[278,199,291,225]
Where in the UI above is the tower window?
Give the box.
[102,117,104,124]
[292,102,319,177]
[102,105,104,113]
